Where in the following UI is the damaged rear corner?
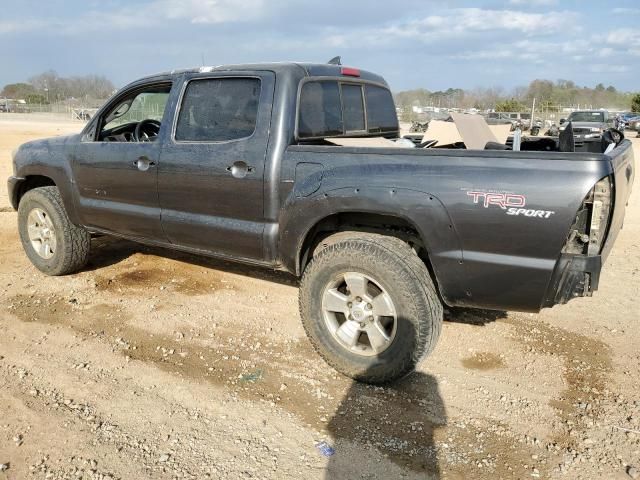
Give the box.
[544,253,601,306]
[543,175,612,307]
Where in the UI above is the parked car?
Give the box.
[485,111,531,131]
[8,62,635,383]
[621,112,640,133]
[559,110,614,139]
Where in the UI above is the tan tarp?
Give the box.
[449,113,498,149]
[327,114,507,150]
[488,124,512,144]
[325,137,406,148]
[423,120,463,146]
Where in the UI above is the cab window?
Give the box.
[175,77,261,142]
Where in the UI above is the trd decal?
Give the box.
[466,190,555,219]
[467,191,525,209]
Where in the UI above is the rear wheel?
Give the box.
[18,187,90,275]
[299,232,442,384]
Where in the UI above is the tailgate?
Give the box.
[601,140,635,259]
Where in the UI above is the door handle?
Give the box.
[226,161,255,178]
[134,156,156,172]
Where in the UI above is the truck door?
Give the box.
[157,72,275,260]
[73,82,174,239]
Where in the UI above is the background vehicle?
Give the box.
[530,118,543,136]
[484,111,531,131]
[621,112,640,133]
[8,62,635,383]
[559,110,613,139]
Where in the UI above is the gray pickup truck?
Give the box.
[559,110,614,139]
[8,62,635,383]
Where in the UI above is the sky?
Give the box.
[0,0,639,92]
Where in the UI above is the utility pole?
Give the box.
[530,97,536,129]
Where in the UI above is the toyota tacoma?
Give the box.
[8,62,635,383]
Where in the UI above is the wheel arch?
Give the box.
[279,187,465,307]
[12,172,82,226]
[15,175,57,205]
[295,211,446,301]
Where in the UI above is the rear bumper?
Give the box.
[543,253,601,307]
[7,176,23,210]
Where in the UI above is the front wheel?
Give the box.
[18,186,91,276]
[299,232,443,384]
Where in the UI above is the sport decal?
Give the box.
[466,190,555,219]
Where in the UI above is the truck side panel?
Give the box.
[280,145,617,312]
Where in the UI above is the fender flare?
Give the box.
[278,186,467,305]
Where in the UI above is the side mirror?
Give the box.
[104,101,131,124]
[559,118,566,125]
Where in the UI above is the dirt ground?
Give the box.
[0,114,638,480]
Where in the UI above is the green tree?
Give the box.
[1,82,36,99]
[632,93,640,113]
[25,93,48,104]
[495,99,525,112]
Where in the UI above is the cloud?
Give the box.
[604,28,640,46]
[588,64,630,74]
[321,7,576,51]
[0,20,47,34]
[0,0,267,36]
[377,8,574,43]
[151,0,267,24]
[509,0,557,4]
[612,7,640,15]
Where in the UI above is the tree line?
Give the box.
[395,79,640,119]
[1,70,115,104]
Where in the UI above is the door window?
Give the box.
[175,78,261,142]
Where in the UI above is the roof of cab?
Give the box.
[132,62,388,88]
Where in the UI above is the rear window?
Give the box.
[365,85,398,134]
[341,84,365,132]
[298,81,343,138]
[298,80,398,139]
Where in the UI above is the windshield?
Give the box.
[568,111,604,123]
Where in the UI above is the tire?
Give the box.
[18,186,90,276]
[299,232,443,384]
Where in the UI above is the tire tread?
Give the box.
[299,232,442,384]
[18,187,90,275]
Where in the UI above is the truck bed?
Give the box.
[281,140,634,311]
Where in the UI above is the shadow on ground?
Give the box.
[444,306,507,326]
[84,235,298,287]
[324,318,446,479]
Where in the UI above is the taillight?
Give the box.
[341,67,360,77]
[587,176,612,255]
[562,176,612,255]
